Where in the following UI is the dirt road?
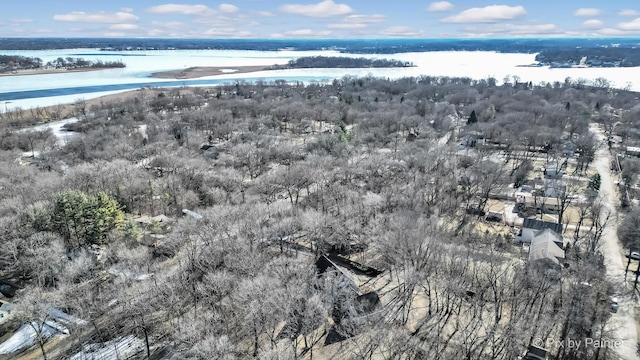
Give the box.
[591,124,639,360]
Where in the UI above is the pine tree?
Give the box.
[468,110,478,124]
[588,173,601,192]
[51,190,124,247]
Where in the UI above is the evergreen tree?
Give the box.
[467,110,478,124]
[588,173,601,192]
[51,190,124,247]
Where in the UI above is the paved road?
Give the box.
[591,124,639,360]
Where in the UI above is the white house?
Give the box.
[517,218,563,244]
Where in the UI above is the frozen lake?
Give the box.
[1,49,639,110]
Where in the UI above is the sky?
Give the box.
[1,1,640,38]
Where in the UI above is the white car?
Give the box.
[611,297,619,313]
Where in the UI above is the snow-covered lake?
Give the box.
[1,48,639,111]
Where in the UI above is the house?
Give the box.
[0,280,19,298]
[562,141,577,158]
[529,229,565,266]
[517,218,563,244]
[523,345,549,360]
[324,291,382,346]
[543,161,565,179]
[182,209,202,219]
[544,179,565,199]
[626,146,640,157]
[0,301,15,326]
[315,255,359,294]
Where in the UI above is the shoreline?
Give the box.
[0,67,117,77]
[150,65,271,79]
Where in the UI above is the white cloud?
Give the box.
[10,18,34,24]
[574,8,601,17]
[582,19,603,29]
[151,21,186,29]
[327,13,386,30]
[463,23,562,37]
[441,5,526,24]
[219,4,239,13]
[328,23,367,29]
[53,11,139,23]
[282,29,333,37]
[597,27,632,36]
[110,23,139,30]
[380,26,425,37]
[203,28,253,37]
[280,0,353,18]
[427,1,454,12]
[147,4,215,15]
[619,9,640,17]
[344,14,387,23]
[618,18,640,31]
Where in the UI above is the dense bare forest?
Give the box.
[1,75,640,359]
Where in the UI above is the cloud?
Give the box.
[427,1,454,12]
[279,29,333,37]
[380,26,425,37]
[328,23,367,29]
[203,28,253,37]
[618,18,640,31]
[53,11,139,23]
[280,0,353,18]
[10,18,34,24]
[219,4,239,13]
[147,4,214,15]
[574,8,601,17]
[344,14,387,23]
[151,21,186,29]
[597,27,634,36]
[110,23,140,30]
[463,23,562,37]
[582,19,603,29]
[441,5,526,23]
[326,13,385,31]
[619,9,640,17]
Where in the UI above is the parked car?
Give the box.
[611,297,619,313]
[628,252,640,260]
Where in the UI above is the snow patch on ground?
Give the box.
[69,335,145,360]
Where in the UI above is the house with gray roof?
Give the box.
[529,229,565,266]
[517,218,563,244]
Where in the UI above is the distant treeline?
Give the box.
[267,56,414,70]
[1,37,639,55]
[0,55,42,70]
[0,55,125,73]
[46,57,125,69]
[535,48,640,67]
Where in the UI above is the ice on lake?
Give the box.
[1,49,638,111]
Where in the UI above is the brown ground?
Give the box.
[150,65,271,79]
